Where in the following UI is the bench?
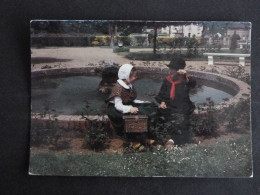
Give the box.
[203,53,250,66]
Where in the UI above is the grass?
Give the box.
[29,135,252,177]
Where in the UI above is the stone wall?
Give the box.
[31,113,110,134]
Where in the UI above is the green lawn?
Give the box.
[29,135,252,177]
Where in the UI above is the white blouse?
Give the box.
[110,80,145,113]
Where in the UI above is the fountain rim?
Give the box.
[31,66,250,120]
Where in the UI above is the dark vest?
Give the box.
[106,82,137,104]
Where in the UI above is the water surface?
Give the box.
[31,76,234,115]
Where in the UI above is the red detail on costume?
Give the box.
[186,74,190,78]
[166,75,182,100]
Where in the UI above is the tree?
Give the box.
[230,31,240,52]
[153,23,158,55]
[110,21,196,54]
[148,21,196,55]
[108,23,116,47]
[201,21,228,38]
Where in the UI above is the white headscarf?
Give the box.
[118,64,133,82]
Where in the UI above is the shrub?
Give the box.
[87,35,96,46]
[130,34,148,46]
[116,36,130,46]
[84,120,109,151]
[190,98,219,136]
[149,116,170,144]
[157,36,174,47]
[113,46,130,53]
[148,113,187,144]
[222,66,250,84]
[230,33,240,52]
[172,37,187,48]
[221,99,250,132]
[185,36,199,58]
[82,102,110,151]
[95,35,111,46]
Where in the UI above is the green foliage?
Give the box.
[190,97,250,137]
[220,99,250,132]
[148,113,186,143]
[125,37,202,59]
[156,36,174,48]
[84,120,109,151]
[203,42,222,53]
[190,98,219,136]
[149,116,169,144]
[134,36,147,45]
[185,37,199,58]
[31,21,109,34]
[241,46,250,54]
[129,34,148,47]
[116,36,130,46]
[201,22,228,38]
[222,66,250,84]
[29,135,252,177]
[230,33,241,52]
[172,37,186,47]
[117,23,143,36]
[81,101,109,151]
[113,47,130,53]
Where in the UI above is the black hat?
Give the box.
[167,56,186,70]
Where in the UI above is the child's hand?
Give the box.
[177,69,187,75]
[130,107,139,114]
[159,102,167,109]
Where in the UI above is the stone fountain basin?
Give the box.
[31,66,250,132]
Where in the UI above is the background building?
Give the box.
[158,24,203,38]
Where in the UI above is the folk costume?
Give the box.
[106,64,157,136]
[155,57,196,135]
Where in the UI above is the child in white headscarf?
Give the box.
[106,64,157,147]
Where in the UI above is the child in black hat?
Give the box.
[155,56,196,139]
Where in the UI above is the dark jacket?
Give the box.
[155,74,196,115]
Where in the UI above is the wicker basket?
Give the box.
[123,115,148,133]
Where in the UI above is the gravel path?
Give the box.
[31,47,128,69]
[31,47,250,74]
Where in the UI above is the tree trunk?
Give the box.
[109,23,115,47]
[153,24,157,55]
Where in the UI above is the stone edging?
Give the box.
[31,113,109,133]
[186,70,250,110]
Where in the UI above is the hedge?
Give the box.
[31,35,131,47]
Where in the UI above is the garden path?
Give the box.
[31,47,250,74]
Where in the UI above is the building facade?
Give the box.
[158,24,203,38]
